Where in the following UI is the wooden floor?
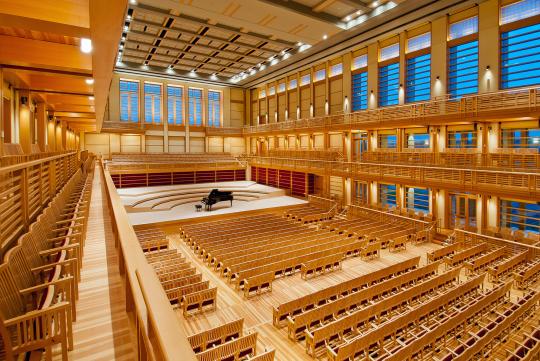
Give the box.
[53,168,136,361]
[165,227,441,361]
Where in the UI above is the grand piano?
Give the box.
[201,189,233,211]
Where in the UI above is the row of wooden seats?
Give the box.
[306,268,465,357]
[300,253,343,280]
[444,243,488,268]
[483,226,540,246]
[488,250,529,282]
[0,162,94,361]
[504,326,540,361]
[110,152,236,164]
[514,258,540,290]
[187,319,276,361]
[284,204,332,223]
[144,249,217,316]
[286,261,441,341]
[427,241,462,263]
[463,246,509,274]
[272,257,420,327]
[135,227,169,252]
[368,282,530,361]
[324,274,490,360]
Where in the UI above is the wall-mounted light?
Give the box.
[80,38,92,53]
[399,83,403,88]
[20,96,28,106]
[370,90,374,94]
[436,76,440,80]
[486,65,490,70]
[85,78,94,85]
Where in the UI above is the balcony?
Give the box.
[243,86,540,134]
[101,120,145,133]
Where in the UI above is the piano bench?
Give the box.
[195,204,203,212]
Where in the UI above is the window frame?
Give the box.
[207,90,222,128]
[188,87,203,126]
[143,82,162,125]
[166,84,184,126]
[119,79,140,123]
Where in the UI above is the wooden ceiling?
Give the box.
[0,0,127,132]
[118,0,404,83]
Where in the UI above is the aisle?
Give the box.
[53,166,135,361]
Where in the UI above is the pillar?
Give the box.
[36,103,46,152]
[18,91,32,154]
[479,0,499,93]
[431,17,447,99]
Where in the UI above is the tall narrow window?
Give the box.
[354,181,368,205]
[379,62,400,106]
[120,80,139,122]
[207,90,221,127]
[378,183,397,208]
[188,88,202,126]
[405,187,430,213]
[144,83,162,124]
[406,53,431,102]
[352,71,368,111]
[167,85,183,125]
[378,133,397,148]
[448,16,479,98]
[405,130,430,149]
[501,0,540,25]
[447,130,477,148]
[500,127,540,149]
[500,199,539,233]
[501,23,540,89]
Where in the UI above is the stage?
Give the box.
[117,181,308,226]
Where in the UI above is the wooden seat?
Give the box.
[188,318,244,353]
[300,253,343,280]
[195,332,257,361]
[181,287,218,316]
[243,272,274,299]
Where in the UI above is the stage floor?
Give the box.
[117,181,308,226]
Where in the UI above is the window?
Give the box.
[278,83,286,93]
[300,74,311,86]
[448,40,479,98]
[352,71,368,111]
[405,187,429,213]
[406,53,431,102]
[207,90,221,127]
[188,88,202,126]
[289,79,297,89]
[353,181,368,205]
[314,69,326,82]
[407,32,431,53]
[352,54,368,70]
[500,199,539,233]
[500,128,540,149]
[501,23,540,89]
[447,130,477,148]
[449,16,478,40]
[380,43,400,61]
[378,183,397,208]
[167,86,183,125]
[501,0,540,25]
[379,62,400,106]
[268,86,276,96]
[259,89,266,98]
[330,63,343,77]
[378,133,397,148]
[406,132,430,148]
[144,83,162,124]
[120,80,139,122]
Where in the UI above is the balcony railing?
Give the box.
[245,156,539,200]
[243,86,540,134]
[0,152,79,257]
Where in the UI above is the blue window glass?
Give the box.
[501,0,540,25]
[378,134,397,148]
[447,130,477,148]
[188,88,202,126]
[167,86,183,125]
[501,23,540,89]
[379,62,400,106]
[379,184,397,207]
[207,90,221,127]
[119,80,139,122]
[406,53,431,102]
[405,187,430,212]
[144,83,161,124]
[500,199,539,234]
[500,128,540,149]
[352,71,368,111]
[448,40,478,98]
[449,16,478,40]
[406,132,430,148]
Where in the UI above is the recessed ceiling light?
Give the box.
[85,78,94,85]
[345,16,351,21]
[89,96,95,101]
[296,41,303,47]
[210,73,218,80]
[268,56,275,61]
[126,15,131,21]
[323,34,328,40]
[371,1,379,7]
[356,10,362,15]
[80,38,92,53]
[129,0,137,4]
[124,25,129,32]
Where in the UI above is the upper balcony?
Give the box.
[243,86,540,135]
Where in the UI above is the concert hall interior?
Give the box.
[2,0,540,360]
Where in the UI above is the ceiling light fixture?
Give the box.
[323,34,328,40]
[80,38,92,53]
[296,41,303,47]
[129,0,137,4]
[85,78,94,85]
[89,96,95,101]
[371,1,379,7]
[345,15,351,21]
[356,10,362,15]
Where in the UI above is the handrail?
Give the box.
[243,86,540,134]
[102,164,197,361]
[455,229,540,258]
[0,151,77,174]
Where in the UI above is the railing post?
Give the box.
[21,168,29,229]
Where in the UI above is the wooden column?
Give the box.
[0,66,3,156]
[18,91,32,154]
[36,103,46,152]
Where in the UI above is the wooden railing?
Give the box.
[245,156,539,200]
[102,164,197,361]
[361,150,540,172]
[243,86,540,134]
[0,152,79,257]
[455,229,540,259]
[267,149,344,161]
[205,127,243,136]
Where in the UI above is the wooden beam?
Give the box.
[257,0,344,25]
[0,35,92,73]
[89,0,129,132]
[0,13,90,38]
[0,0,90,29]
[312,0,340,12]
